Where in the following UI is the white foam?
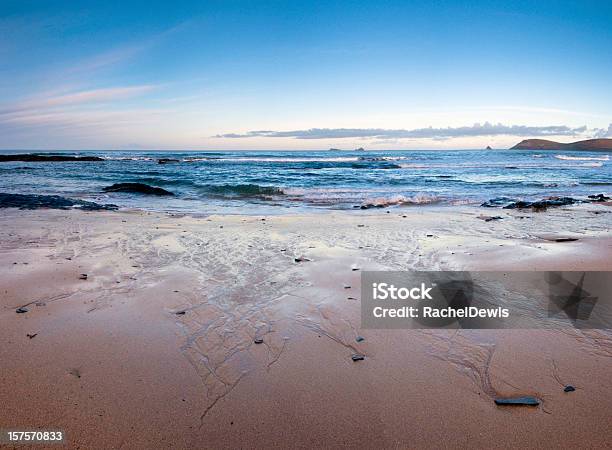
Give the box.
[554,154,609,161]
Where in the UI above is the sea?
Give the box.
[0,149,610,214]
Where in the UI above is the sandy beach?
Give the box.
[1,204,611,448]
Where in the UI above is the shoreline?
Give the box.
[1,206,611,448]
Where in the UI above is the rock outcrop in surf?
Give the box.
[481,194,609,210]
[0,154,104,162]
[0,193,117,210]
[102,183,175,196]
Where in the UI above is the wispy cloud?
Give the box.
[215,122,596,140]
[593,123,612,138]
[0,85,157,117]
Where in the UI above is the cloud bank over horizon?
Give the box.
[216,122,611,141]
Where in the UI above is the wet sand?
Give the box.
[1,205,611,449]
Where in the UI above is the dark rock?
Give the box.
[563,385,576,392]
[588,194,611,202]
[355,336,365,342]
[351,354,365,361]
[481,197,516,208]
[254,337,264,344]
[158,158,179,164]
[483,196,580,211]
[555,237,578,242]
[494,396,540,406]
[16,307,28,313]
[102,183,174,196]
[477,215,503,222]
[504,200,533,209]
[79,273,88,280]
[175,310,186,315]
[294,257,310,263]
[27,333,37,339]
[0,193,118,211]
[0,154,104,162]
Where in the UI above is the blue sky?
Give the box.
[1,0,611,150]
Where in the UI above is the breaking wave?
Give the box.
[206,184,284,197]
[554,154,610,161]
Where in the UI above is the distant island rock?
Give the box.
[328,147,366,151]
[486,145,492,150]
[0,154,104,162]
[511,138,612,151]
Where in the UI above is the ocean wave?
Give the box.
[554,154,610,161]
[101,156,155,161]
[581,181,612,186]
[399,162,603,170]
[359,194,441,208]
[358,156,410,162]
[211,157,361,163]
[206,184,284,197]
[578,162,604,167]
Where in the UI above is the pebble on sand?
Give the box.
[355,336,365,342]
[254,338,264,344]
[351,354,365,361]
[564,385,576,392]
[16,307,28,313]
[494,396,539,406]
[79,273,88,280]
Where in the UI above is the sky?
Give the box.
[1,0,611,150]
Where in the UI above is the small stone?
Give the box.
[355,336,365,342]
[564,385,576,392]
[175,310,186,315]
[79,273,88,280]
[351,354,365,361]
[27,333,37,339]
[494,396,539,406]
[294,257,310,263]
[16,307,28,314]
[254,338,264,344]
[555,237,578,242]
[343,284,351,289]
